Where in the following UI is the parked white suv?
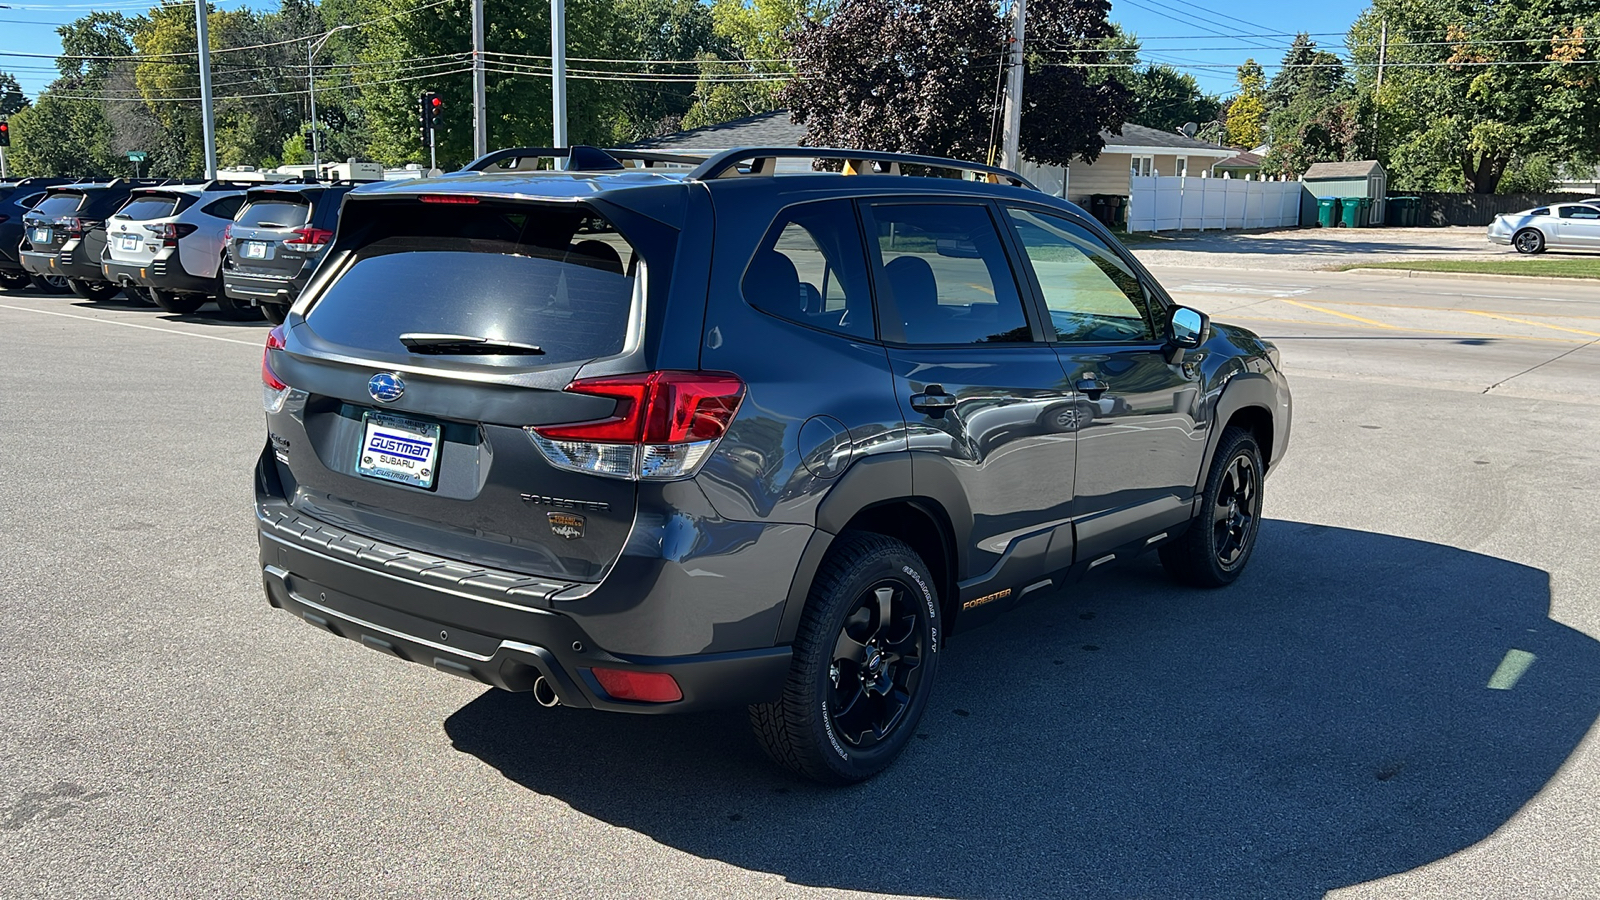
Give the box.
[101,182,252,315]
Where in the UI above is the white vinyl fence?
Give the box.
[1128,175,1303,232]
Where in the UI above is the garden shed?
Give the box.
[1301,161,1387,226]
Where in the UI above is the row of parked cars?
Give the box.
[0,175,366,322]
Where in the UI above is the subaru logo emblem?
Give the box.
[368,372,405,403]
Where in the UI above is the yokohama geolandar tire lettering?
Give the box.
[749,531,941,784]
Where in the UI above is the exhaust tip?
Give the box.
[532,675,561,708]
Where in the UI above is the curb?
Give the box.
[1341,267,1600,286]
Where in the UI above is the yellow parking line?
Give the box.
[1277,298,1398,328]
[1462,310,1600,338]
[1306,299,1600,321]
[1222,315,1587,345]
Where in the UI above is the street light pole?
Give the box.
[195,0,218,179]
[307,25,355,173]
[552,0,567,159]
[472,0,487,158]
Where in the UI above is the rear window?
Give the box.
[116,195,189,221]
[305,202,638,367]
[31,193,86,217]
[238,197,311,228]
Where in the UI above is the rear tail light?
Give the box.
[261,325,290,412]
[223,224,233,244]
[589,668,682,703]
[143,222,198,247]
[283,226,333,252]
[526,371,745,481]
[64,217,89,238]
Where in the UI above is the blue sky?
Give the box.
[1,0,1371,100]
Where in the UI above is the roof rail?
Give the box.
[461,145,708,173]
[687,147,1039,191]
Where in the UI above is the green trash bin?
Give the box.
[1317,197,1339,228]
[1111,195,1128,229]
[1340,197,1370,228]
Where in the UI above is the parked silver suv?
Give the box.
[101,182,252,315]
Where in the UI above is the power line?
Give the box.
[44,65,473,103]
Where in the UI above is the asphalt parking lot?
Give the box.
[2,272,1599,899]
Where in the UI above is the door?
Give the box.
[862,200,1078,596]
[1556,204,1600,247]
[1002,205,1205,560]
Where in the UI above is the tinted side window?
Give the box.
[1559,205,1599,219]
[863,203,1030,345]
[741,199,874,340]
[1006,208,1157,343]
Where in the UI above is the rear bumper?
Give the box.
[21,248,106,282]
[104,254,213,294]
[225,270,305,305]
[259,528,793,712]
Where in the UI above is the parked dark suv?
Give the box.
[223,181,366,324]
[256,146,1291,783]
[19,179,174,301]
[1,177,79,291]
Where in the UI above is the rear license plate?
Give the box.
[117,234,142,252]
[357,412,441,489]
[243,241,270,260]
[30,227,50,245]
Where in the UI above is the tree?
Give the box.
[0,73,27,117]
[1348,0,1600,193]
[1259,34,1357,177]
[1123,64,1221,134]
[680,0,826,130]
[785,0,1130,166]
[1226,60,1266,149]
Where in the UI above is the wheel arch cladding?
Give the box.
[1196,373,1280,485]
[1225,404,1274,469]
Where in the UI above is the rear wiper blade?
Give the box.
[398,333,545,355]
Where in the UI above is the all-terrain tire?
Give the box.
[1160,426,1265,588]
[749,531,942,784]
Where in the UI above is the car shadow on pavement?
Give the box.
[445,520,1600,899]
[1134,231,1489,258]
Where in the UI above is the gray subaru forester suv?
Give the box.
[256,146,1291,783]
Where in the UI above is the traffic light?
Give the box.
[0,121,10,148]
[419,91,441,149]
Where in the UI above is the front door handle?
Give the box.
[1076,378,1108,400]
[910,385,958,417]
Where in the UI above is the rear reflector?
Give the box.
[419,194,480,204]
[526,371,745,481]
[590,668,683,703]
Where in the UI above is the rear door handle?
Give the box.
[1076,379,1108,400]
[910,385,958,416]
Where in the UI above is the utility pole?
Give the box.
[195,0,218,179]
[1373,18,1387,158]
[552,0,567,160]
[472,0,487,157]
[999,0,1026,173]
[308,26,355,172]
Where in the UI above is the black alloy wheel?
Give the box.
[750,531,941,783]
[30,274,70,293]
[826,579,929,751]
[1513,229,1545,255]
[1160,426,1265,588]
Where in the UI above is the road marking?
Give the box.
[0,303,261,347]
[1462,310,1600,338]
[1222,314,1587,344]
[1174,282,1313,297]
[1295,299,1600,321]
[1487,649,1536,690]
[1276,298,1398,328]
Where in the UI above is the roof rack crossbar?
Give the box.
[461,145,709,173]
[687,147,1039,191]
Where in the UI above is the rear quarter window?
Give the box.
[304,202,639,367]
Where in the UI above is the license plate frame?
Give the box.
[243,240,270,260]
[30,227,50,245]
[116,234,142,253]
[356,412,441,489]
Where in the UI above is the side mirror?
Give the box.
[1165,306,1209,364]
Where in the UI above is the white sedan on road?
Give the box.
[1488,202,1600,254]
